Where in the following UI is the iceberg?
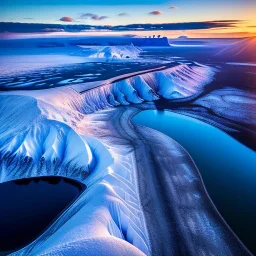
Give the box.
[74,44,142,60]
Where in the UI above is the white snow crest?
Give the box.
[79,63,215,112]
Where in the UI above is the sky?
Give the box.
[1,0,256,38]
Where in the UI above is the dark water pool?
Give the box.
[0,177,85,255]
[133,110,256,254]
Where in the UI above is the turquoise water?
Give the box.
[133,110,256,253]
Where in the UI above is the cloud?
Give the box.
[60,16,74,22]
[211,20,242,23]
[113,20,241,31]
[92,15,108,20]
[0,20,242,33]
[79,13,108,21]
[43,28,65,32]
[23,18,34,20]
[80,13,94,18]
[118,13,129,16]
[148,11,162,15]
[169,6,178,9]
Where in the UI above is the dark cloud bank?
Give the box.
[0,20,241,33]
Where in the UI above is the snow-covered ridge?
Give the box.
[0,95,105,183]
[73,44,142,60]
[0,94,150,255]
[76,63,215,113]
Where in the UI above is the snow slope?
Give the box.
[0,94,150,255]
